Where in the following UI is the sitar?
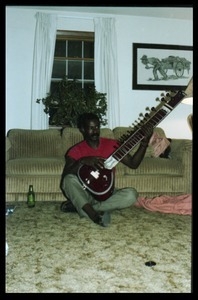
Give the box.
[77,87,189,201]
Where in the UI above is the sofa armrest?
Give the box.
[6,136,11,162]
[170,139,192,192]
[170,139,192,160]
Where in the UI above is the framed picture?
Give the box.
[132,43,193,91]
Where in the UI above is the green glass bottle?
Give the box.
[27,185,35,208]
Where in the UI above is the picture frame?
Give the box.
[132,43,193,91]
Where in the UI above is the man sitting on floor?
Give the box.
[60,113,153,227]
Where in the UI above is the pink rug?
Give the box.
[135,194,192,215]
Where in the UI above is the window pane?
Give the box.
[68,61,82,79]
[84,61,94,79]
[52,60,66,78]
[68,41,82,58]
[84,41,94,58]
[55,40,66,57]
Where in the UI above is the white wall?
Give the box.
[6,6,193,139]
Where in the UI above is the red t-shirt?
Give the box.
[67,137,119,160]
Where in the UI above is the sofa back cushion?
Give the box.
[113,127,167,158]
[62,127,115,155]
[7,129,63,159]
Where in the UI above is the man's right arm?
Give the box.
[61,156,82,176]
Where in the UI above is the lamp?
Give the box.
[182,76,193,105]
[182,76,193,131]
[187,114,193,131]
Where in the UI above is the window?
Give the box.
[51,30,94,89]
[49,30,95,125]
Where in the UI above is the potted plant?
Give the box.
[36,76,108,127]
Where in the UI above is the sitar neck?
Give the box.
[104,90,186,170]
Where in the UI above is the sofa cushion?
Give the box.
[122,157,182,175]
[7,129,63,159]
[61,127,115,155]
[6,158,65,175]
[6,137,11,161]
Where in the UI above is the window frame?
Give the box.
[49,30,95,127]
[52,30,95,86]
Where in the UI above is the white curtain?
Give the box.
[94,18,120,128]
[30,12,57,129]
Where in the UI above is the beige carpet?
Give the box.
[6,201,192,293]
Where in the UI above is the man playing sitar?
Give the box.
[60,112,153,227]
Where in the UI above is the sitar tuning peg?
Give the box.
[145,107,150,111]
[138,118,144,124]
[155,97,160,102]
[127,129,133,135]
[165,92,171,101]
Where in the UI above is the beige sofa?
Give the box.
[6,127,192,202]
